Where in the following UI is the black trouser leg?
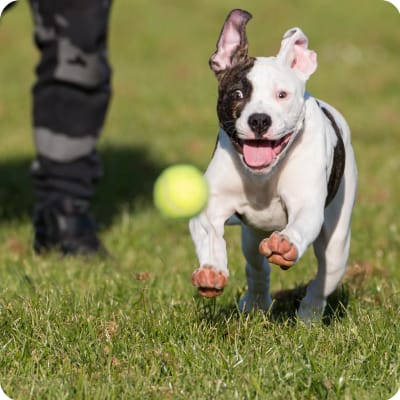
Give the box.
[29,0,112,205]
[29,0,113,254]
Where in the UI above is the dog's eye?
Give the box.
[231,89,244,100]
[277,91,288,99]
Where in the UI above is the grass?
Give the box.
[0,1,399,399]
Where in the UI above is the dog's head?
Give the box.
[210,9,317,173]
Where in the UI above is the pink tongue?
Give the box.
[243,141,274,168]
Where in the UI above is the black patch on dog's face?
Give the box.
[216,58,256,138]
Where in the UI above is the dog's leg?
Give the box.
[298,219,350,323]
[259,169,329,269]
[238,225,272,312]
[189,212,230,298]
[298,159,357,323]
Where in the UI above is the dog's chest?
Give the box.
[237,191,288,232]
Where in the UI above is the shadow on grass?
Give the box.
[270,283,350,325]
[94,144,165,225]
[0,144,165,224]
[195,283,350,326]
[0,158,32,221]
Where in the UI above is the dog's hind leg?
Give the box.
[298,164,357,323]
[238,224,273,313]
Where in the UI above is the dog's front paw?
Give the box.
[259,232,298,270]
[191,265,228,298]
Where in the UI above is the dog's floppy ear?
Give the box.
[209,9,252,76]
[276,27,317,81]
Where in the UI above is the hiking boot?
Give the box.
[33,197,105,256]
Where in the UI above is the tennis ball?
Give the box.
[153,164,209,218]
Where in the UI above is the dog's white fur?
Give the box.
[189,10,357,323]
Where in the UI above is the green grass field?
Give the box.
[0,1,399,399]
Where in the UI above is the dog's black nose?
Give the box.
[248,113,272,136]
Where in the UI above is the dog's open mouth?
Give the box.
[233,133,293,169]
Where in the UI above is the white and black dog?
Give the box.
[189,9,357,322]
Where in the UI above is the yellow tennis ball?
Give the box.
[153,164,209,218]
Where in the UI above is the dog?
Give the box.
[189,9,358,323]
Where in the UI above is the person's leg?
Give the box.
[29,0,112,254]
